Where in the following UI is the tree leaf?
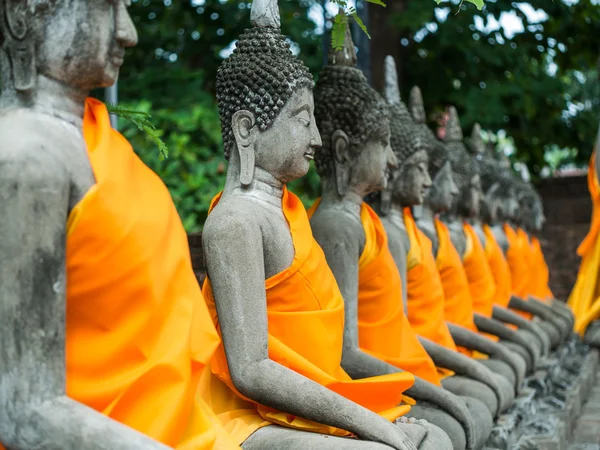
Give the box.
[351,12,370,39]
[365,0,387,7]
[331,13,348,51]
[464,0,484,10]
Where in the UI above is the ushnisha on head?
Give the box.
[383,56,432,209]
[216,0,320,185]
[409,86,457,213]
[313,22,394,197]
[0,0,137,98]
[444,107,481,218]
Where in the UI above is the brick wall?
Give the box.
[537,175,592,300]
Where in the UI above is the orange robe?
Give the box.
[482,225,512,309]
[64,99,239,449]
[462,223,496,318]
[530,237,553,300]
[504,224,530,299]
[202,189,414,440]
[357,203,441,386]
[404,209,458,352]
[569,151,600,334]
[435,219,477,333]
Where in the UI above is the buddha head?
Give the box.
[444,107,482,219]
[382,56,432,211]
[216,0,320,186]
[468,123,499,224]
[313,24,394,198]
[515,180,539,231]
[0,0,137,98]
[409,85,458,214]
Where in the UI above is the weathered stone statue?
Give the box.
[308,37,493,450]
[0,1,241,449]
[438,109,554,372]
[407,92,526,390]
[201,5,452,449]
[367,57,516,428]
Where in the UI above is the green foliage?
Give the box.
[329,0,385,50]
[434,0,484,11]
[107,103,169,160]
[117,90,224,232]
[394,0,600,178]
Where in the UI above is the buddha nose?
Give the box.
[387,145,398,170]
[423,168,432,189]
[310,121,322,148]
[116,1,138,48]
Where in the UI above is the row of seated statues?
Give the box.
[0,0,597,449]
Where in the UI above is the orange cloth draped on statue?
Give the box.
[569,151,600,334]
[404,209,458,352]
[528,237,553,300]
[434,219,477,333]
[356,202,441,386]
[64,98,240,449]
[504,224,530,299]
[462,223,496,318]
[202,189,414,441]
[483,225,512,309]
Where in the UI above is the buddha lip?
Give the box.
[304,152,314,160]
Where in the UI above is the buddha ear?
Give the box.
[232,110,257,186]
[332,129,350,196]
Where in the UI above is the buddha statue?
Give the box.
[406,91,526,390]
[201,3,452,449]
[308,37,493,450]
[439,111,557,373]
[0,1,240,449]
[366,57,516,427]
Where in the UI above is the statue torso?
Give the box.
[472,223,487,249]
[445,219,467,259]
[205,194,295,279]
[0,107,95,213]
[491,224,509,254]
[416,218,439,257]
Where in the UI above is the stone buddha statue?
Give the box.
[367,57,517,427]
[201,4,453,449]
[406,92,526,390]
[307,36,496,450]
[439,112,549,371]
[1,2,244,450]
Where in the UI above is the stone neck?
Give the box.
[0,74,87,131]
[319,178,364,219]
[388,203,407,227]
[419,202,437,225]
[223,160,285,209]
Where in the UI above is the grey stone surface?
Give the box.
[0,2,174,449]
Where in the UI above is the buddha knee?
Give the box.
[407,402,467,450]
[242,425,395,450]
[401,419,453,450]
[477,358,516,387]
[441,376,498,417]
[461,396,494,450]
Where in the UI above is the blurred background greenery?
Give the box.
[109,0,599,231]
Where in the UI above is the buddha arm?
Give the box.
[492,306,550,354]
[473,314,538,368]
[312,220,402,379]
[0,165,170,450]
[417,337,507,414]
[528,297,573,332]
[446,323,524,388]
[508,296,566,339]
[203,215,417,450]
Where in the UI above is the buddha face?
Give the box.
[482,183,501,223]
[393,149,432,207]
[36,0,137,91]
[426,161,458,213]
[460,174,482,217]
[241,87,322,184]
[349,127,396,195]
